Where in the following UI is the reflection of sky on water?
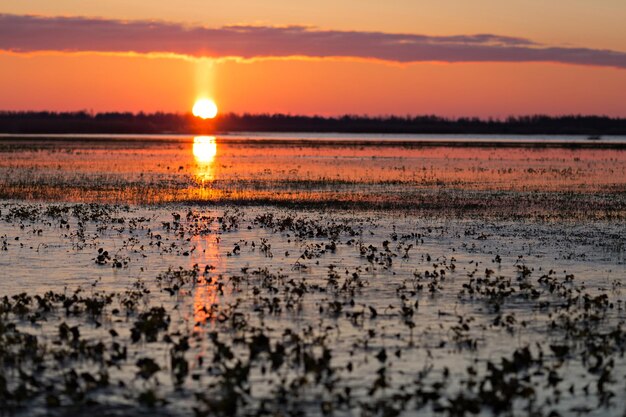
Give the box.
[190,232,222,331]
[193,136,217,182]
[2,135,626,206]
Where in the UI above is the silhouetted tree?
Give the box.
[0,111,624,135]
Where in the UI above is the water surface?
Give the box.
[1,133,625,416]
[1,134,625,217]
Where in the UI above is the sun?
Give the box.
[192,98,218,119]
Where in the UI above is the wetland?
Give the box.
[0,134,625,416]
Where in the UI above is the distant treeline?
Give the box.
[0,111,625,135]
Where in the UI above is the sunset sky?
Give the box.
[1,1,625,117]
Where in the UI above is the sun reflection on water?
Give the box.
[193,136,217,182]
[189,225,224,331]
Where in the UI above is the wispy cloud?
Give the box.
[1,14,625,69]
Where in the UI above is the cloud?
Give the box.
[1,14,625,69]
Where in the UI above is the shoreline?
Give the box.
[2,134,626,149]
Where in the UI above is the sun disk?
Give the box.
[193,98,218,119]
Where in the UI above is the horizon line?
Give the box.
[1,110,625,121]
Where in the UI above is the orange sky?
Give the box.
[1,1,625,117]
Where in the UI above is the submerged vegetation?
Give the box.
[0,202,624,416]
[0,136,625,415]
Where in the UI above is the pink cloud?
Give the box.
[1,14,625,68]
